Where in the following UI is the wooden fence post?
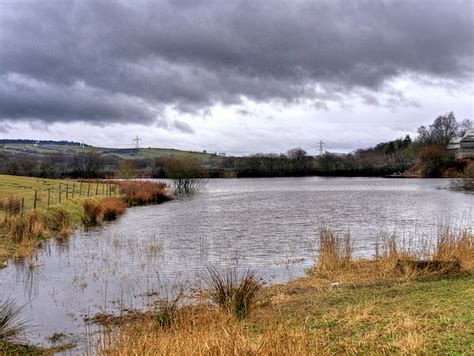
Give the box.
[59,185,62,203]
[21,198,24,214]
[66,184,69,200]
[87,183,90,197]
[72,184,75,199]
[47,189,51,209]
[79,182,83,197]
[95,183,99,196]
[33,190,37,210]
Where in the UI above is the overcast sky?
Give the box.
[0,0,472,154]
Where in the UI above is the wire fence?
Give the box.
[0,182,120,220]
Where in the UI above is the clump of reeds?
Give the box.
[315,226,473,280]
[0,297,28,343]
[82,199,102,226]
[203,266,263,320]
[117,181,171,206]
[4,213,48,244]
[434,227,473,270]
[82,197,129,226]
[316,227,353,274]
[101,198,126,221]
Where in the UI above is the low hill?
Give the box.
[0,141,219,162]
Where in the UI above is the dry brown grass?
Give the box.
[82,199,102,226]
[97,306,322,355]
[82,197,127,225]
[3,213,49,245]
[312,226,473,283]
[434,227,474,270]
[101,198,126,221]
[316,227,352,274]
[0,212,50,259]
[117,181,171,205]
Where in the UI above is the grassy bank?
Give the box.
[95,227,473,355]
[0,174,171,266]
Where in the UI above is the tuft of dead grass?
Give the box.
[117,181,172,205]
[4,213,49,245]
[101,198,126,222]
[203,267,263,320]
[434,227,473,270]
[82,199,102,226]
[316,227,353,275]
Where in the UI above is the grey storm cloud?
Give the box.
[0,0,472,126]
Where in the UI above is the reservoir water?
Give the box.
[0,177,472,348]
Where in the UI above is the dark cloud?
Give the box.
[173,119,195,134]
[0,0,472,125]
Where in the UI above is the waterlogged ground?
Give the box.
[0,177,473,349]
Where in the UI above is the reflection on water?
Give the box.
[0,177,472,348]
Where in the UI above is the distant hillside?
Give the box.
[0,139,89,146]
[0,141,222,164]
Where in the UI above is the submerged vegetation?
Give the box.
[93,226,473,354]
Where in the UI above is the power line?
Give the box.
[317,140,326,156]
[132,135,142,149]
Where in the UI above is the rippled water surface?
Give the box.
[0,177,472,349]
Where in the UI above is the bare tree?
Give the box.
[164,156,205,193]
[417,112,461,146]
[68,151,105,178]
[458,119,473,136]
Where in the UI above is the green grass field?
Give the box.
[260,273,474,353]
[0,174,116,214]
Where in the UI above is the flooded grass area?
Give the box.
[0,177,472,351]
[0,175,170,265]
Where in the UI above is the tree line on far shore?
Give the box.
[0,112,472,180]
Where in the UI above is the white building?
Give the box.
[447,129,474,159]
